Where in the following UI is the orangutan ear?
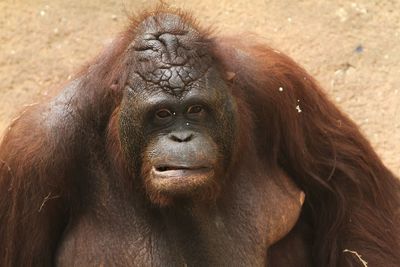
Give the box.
[226,71,236,81]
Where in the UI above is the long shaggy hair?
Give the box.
[212,36,400,266]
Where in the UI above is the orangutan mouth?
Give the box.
[153,165,211,178]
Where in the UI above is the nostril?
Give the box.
[181,134,193,142]
[169,131,194,142]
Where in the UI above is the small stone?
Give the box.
[355,45,364,53]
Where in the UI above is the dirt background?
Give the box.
[0,0,399,175]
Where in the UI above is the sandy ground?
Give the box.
[0,0,399,175]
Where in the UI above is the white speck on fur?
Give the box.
[343,249,368,267]
[38,192,60,213]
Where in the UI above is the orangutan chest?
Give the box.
[55,219,185,266]
[55,213,268,267]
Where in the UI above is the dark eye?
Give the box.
[187,105,203,114]
[155,109,173,119]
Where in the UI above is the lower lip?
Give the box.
[152,167,211,179]
[150,167,214,192]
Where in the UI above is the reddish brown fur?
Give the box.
[0,7,399,266]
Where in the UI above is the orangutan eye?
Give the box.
[187,105,203,114]
[155,109,173,119]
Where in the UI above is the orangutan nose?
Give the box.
[168,131,194,143]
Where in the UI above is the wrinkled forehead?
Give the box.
[128,13,213,97]
[134,13,199,38]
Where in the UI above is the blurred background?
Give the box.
[0,0,399,175]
